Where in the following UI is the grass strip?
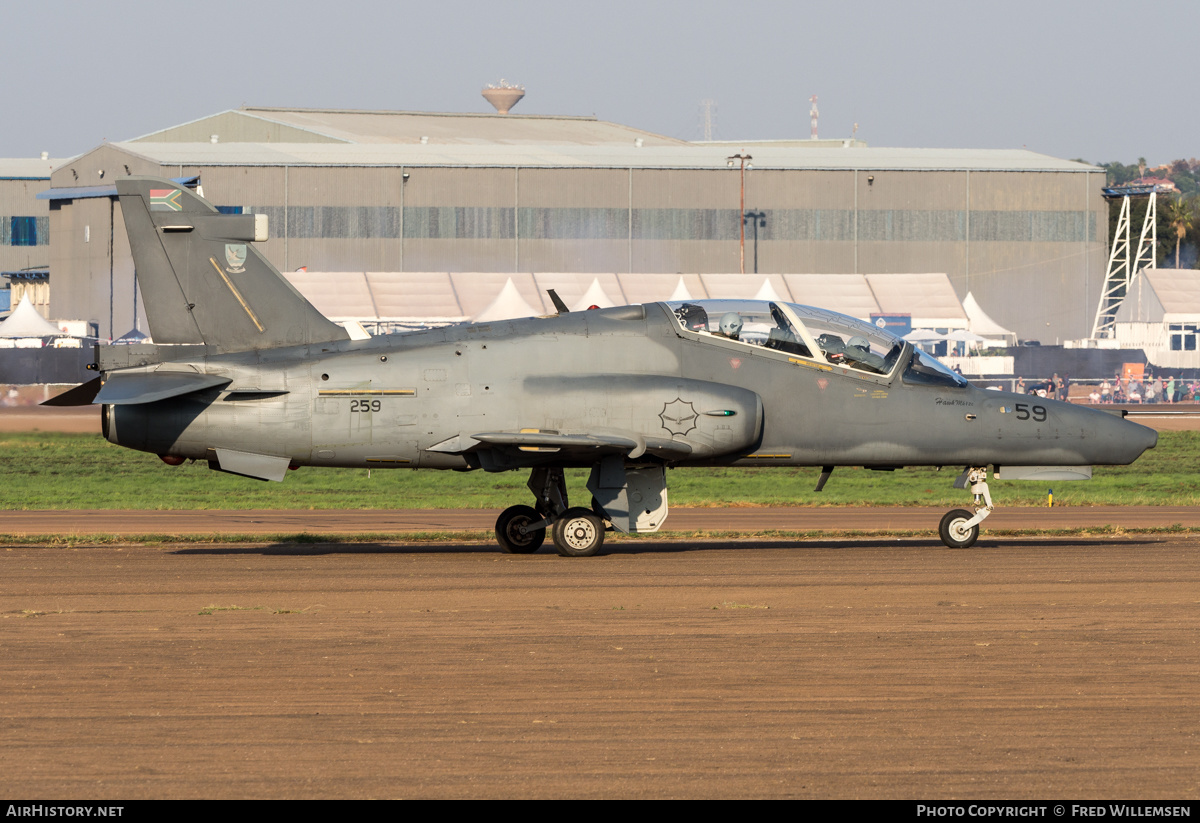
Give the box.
[2,523,1196,547]
[1,431,1198,510]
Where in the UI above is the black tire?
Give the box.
[495,505,545,554]
[551,507,605,557]
[939,508,979,549]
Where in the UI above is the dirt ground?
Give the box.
[0,406,101,433]
[1,403,1197,799]
[2,535,1197,800]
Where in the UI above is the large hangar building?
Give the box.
[42,107,1107,341]
[1,157,59,315]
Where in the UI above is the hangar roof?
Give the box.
[130,107,686,147]
[110,107,1099,172]
[0,158,62,179]
[108,140,1098,172]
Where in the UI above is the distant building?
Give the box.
[1111,268,1200,368]
[1,157,60,318]
[1126,176,1178,193]
[41,107,1108,341]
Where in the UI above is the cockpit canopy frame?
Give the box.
[666,299,908,379]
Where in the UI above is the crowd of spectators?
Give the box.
[1008,371,1200,403]
[991,372,1198,402]
[1015,373,1072,401]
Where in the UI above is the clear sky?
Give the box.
[6,0,1196,167]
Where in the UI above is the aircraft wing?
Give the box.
[430,430,693,465]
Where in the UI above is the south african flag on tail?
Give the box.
[149,189,182,211]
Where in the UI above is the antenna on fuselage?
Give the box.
[547,289,570,314]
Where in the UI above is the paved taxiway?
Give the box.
[2,535,1197,799]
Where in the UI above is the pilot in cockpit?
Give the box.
[715,312,744,341]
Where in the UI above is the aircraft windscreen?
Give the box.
[668,299,906,376]
[902,348,968,388]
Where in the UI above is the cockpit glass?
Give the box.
[902,347,969,388]
[667,299,906,377]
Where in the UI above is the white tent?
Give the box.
[866,273,968,329]
[783,274,878,317]
[474,277,539,322]
[280,271,980,334]
[1110,268,1200,369]
[667,276,693,302]
[572,277,616,311]
[944,329,988,343]
[944,328,988,352]
[0,295,63,338]
[1113,268,1200,324]
[753,277,784,302]
[963,292,1015,340]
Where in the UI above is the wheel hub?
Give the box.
[565,521,596,548]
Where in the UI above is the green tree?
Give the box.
[1100,160,1139,186]
[1166,196,1195,268]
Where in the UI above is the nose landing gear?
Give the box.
[939,466,993,548]
[939,508,980,549]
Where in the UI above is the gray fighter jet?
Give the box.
[48,178,1158,555]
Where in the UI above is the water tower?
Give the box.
[482,80,525,114]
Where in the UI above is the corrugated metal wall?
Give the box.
[44,146,1109,341]
[517,168,630,273]
[0,178,51,283]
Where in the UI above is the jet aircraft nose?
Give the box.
[986,391,1158,467]
[1085,406,1157,465]
[1127,416,1158,456]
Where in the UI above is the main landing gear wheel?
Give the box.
[939,508,979,549]
[551,507,605,557]
[495,505,545,554]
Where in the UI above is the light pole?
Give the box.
[726,151,752,274]
[744,210,766,274]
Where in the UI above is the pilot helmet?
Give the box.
[719,312,744,338]
[847,335,870,352]
[675,302,709,332]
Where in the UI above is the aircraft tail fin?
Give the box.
[115,177,349,352]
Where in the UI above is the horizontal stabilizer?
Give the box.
[94,371,232,405]
[41,377,103,406]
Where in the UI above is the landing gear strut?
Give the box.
[491,467,608,557]
[939,466,993,549]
